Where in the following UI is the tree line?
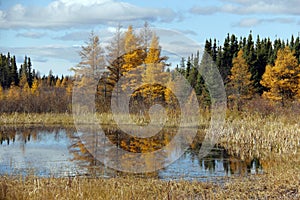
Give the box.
[1,25,300,113]
[179,32,300,110]
[0,53,72,113]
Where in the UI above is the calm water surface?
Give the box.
[0,127,263,182]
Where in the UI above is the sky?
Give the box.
[1,0,300,76]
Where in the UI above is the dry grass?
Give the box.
[220,112,300,161]
[0,176,216,200]
[0,112,208,128]
[0,111,299,199]
[0,113,74,126]
[0,159,299,200]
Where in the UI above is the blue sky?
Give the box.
[1,0,300,76]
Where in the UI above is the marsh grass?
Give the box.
[0,113,74,126]
[0,111,210,128]
[220,112,300,162]
[0,158,299,200]
[0,111,299,199]
[0,176,217,200]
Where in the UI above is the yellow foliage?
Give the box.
[61,77,68,87]
[55,79,61,88]
[228,49,253,105]
[22,82,31,95]
[122,26,145,91]
[31,78,39,95]
[19,73,28,89]
[261,46,300,105]
[66,83,73,96]
[143,33,167,84]
[7,84,20,100]
[123,26,144,72]
[0,86,3,100]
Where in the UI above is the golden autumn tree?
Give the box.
[7,83,19,100]
[143,33,167,84]
[261,46,300,106]
[122,25,145,92]
[55,78,61,88]
[227,49,254,110]
[0,86,3,100]
[31,77,39,96]
[19,73,31,95]
[6,83,20,112]
[141,33,168,103]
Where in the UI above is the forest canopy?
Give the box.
[1,25,300,113]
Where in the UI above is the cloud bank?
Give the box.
[190,0,300,15]
[0,0,176,29]
[233,17,295,27]
[190,0,300,27]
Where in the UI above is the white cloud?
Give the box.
[16,31,46,39]
[190,6,218,15]
[54,31,91,41]
[152,28,203,65]
[177,29,198,36]
[233,18,260,27]
[58,0,112,7]
[0,0,176,29]
[234,17,295,27]
[190,0,300,15]
[53,28,119,42]
[1,45,81,63]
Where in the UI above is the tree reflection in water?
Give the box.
[0,126,263,179]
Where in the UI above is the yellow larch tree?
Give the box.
[122,25,145,92]
[31,77,39,96]
[7,83,20,101]
[227,49,254,110]
[19,73,31,95]
[261,46,300,106]
[141,33,168,102]
[55,78,61,88]
[143,33,167,84]
[0,86,3,100]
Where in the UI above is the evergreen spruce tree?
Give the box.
[294,36,300,63]
[10,55,19,86]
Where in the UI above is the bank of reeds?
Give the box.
[0,111,300,199]
[1,111,299,159]
[0,113,74,126]
[0,111,210,128]
[0,158,299,200]
[219,112,300,163]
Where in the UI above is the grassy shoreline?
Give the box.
[1,111,299,160]
[0,112,209,127]
[0,112,299,199]
[0,113,75,126]
[0,161,299,199]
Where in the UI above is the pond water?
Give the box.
[0,127,263,182]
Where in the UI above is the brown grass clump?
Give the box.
[0,163,299,200]
[0,176,217,200]
[0,154,299,200]
[220,112,300,161]
[0,113,74,126]
[215,155,300,199]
